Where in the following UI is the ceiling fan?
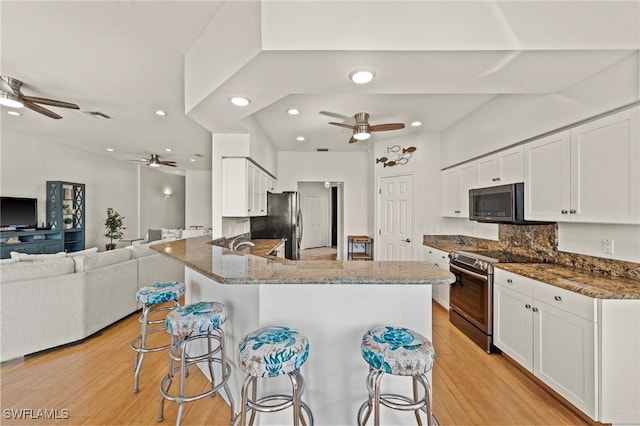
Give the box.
[328,112,405,143]
[0,76,80,119]
[129,154,177,168]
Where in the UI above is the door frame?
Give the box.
[375,172,416,261]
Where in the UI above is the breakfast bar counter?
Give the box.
[152,236,455,425]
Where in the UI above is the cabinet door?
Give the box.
[458,163,478,218]
[533,299,596,419]
[477,156,498,187]
[247,162,256,216]
[222,158,249,217]
[570,107,639,224]
[497,146,524,185]
[425,246,450,308]
[441,168,460,217]
[494,284,534,371]
[524,131,571,221]
[257,171,267,216]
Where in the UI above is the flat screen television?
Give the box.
[0,197,38,229]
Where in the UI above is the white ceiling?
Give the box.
[1,1,639,172]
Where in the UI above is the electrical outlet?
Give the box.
[602,239,615,254]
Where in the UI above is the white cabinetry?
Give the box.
[425,246,450,309]
[441,163,478,218]
[494,269,596,419]
[525,106,639,224]
[222,158,271,217]
[477,146,524,187]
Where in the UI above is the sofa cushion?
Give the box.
[66,247,99,257]
[10,251,66,261]
[125,242,159,259]
[0,257,75,282]
[73,248,133,272]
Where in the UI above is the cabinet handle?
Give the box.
[525,304,531,309]
[507,278,513,283]
[441,255,446,259]
[561,210,568,214]
[532,307,539,312]
[569,209,576,214]
[454,210,461,214]
[428,250,432,254]
[434,263,439,267]
[554,295,562,302]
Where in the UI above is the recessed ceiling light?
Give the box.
[287,108,300,115]
[106,148,115,152]
[410,121,423,127]
[155,110,167,116]
[190,158,196,162]
[230,96,251,107]
[296,136,305,141]
[7,110,21,116]
[165,148,173,152]
[349,70,376,84]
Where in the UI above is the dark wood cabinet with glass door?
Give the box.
[46,181,85,253]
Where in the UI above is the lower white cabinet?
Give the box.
[494,269,596,419]
[425,245,450,309]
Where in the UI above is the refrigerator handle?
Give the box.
[297,209,303,243]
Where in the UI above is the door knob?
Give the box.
[403,238,411,243]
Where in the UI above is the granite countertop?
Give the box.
[494,263,640,299]
[152,235,455,285]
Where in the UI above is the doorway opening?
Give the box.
[297,181,343,260]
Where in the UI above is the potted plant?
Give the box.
[104,207,125,251]
[63,217,73,229]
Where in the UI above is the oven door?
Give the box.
[449,263,491,333]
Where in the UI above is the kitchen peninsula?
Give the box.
[152,235,455,425]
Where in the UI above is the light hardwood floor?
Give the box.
[0,302,592,425]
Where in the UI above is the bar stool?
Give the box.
[235,326,313,426]
[158,301,235,426]
[357,325,436,426]
[131,281,185,393]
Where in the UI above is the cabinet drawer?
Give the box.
[494,269,533,298]
[534,281,596,322]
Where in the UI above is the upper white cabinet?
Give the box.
[477,146,524,187]
[222,158,272,217]
[441,162,478,218]
[525,106,639,224]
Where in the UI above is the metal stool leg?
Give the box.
[133,303,150,393]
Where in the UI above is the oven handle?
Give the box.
[449,264,489,282]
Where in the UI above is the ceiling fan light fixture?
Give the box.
[353,123,371,140]
[349,70,376,84]
[296,136,305,141]
[0,92,24,108]
[230,96,251,107]
[353,132,371,140]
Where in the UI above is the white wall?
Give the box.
[139,166,185,236]
[441,52,640,168]
[276,151,369,256]
[185,170,212,229]
[1,130,185,250]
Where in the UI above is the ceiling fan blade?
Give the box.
[348,136,358,143]
[21,95,79,110]
[22,100,62,119]
[319,111,351,120]
[370,123,405,132]
[159,161,177,167]
[329,122,355,129]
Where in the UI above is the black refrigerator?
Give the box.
[250,191,303,260]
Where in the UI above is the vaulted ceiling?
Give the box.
[1,1,638,172]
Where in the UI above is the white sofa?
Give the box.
[0,243,184,362]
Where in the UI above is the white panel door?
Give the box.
[301,194,329,249]
[378,174,414,260]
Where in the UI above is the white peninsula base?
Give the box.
[185,267,437,425]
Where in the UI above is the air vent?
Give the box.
[83,111,112,119]
[316,148,329,152]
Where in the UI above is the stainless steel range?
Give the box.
[448,250,540,353]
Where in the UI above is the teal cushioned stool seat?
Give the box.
[159,301,234,426]
[234,326,313,426]
[131,281,185,394]
[358,326,437,426]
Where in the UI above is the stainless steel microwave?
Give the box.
[469,183,538,224]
